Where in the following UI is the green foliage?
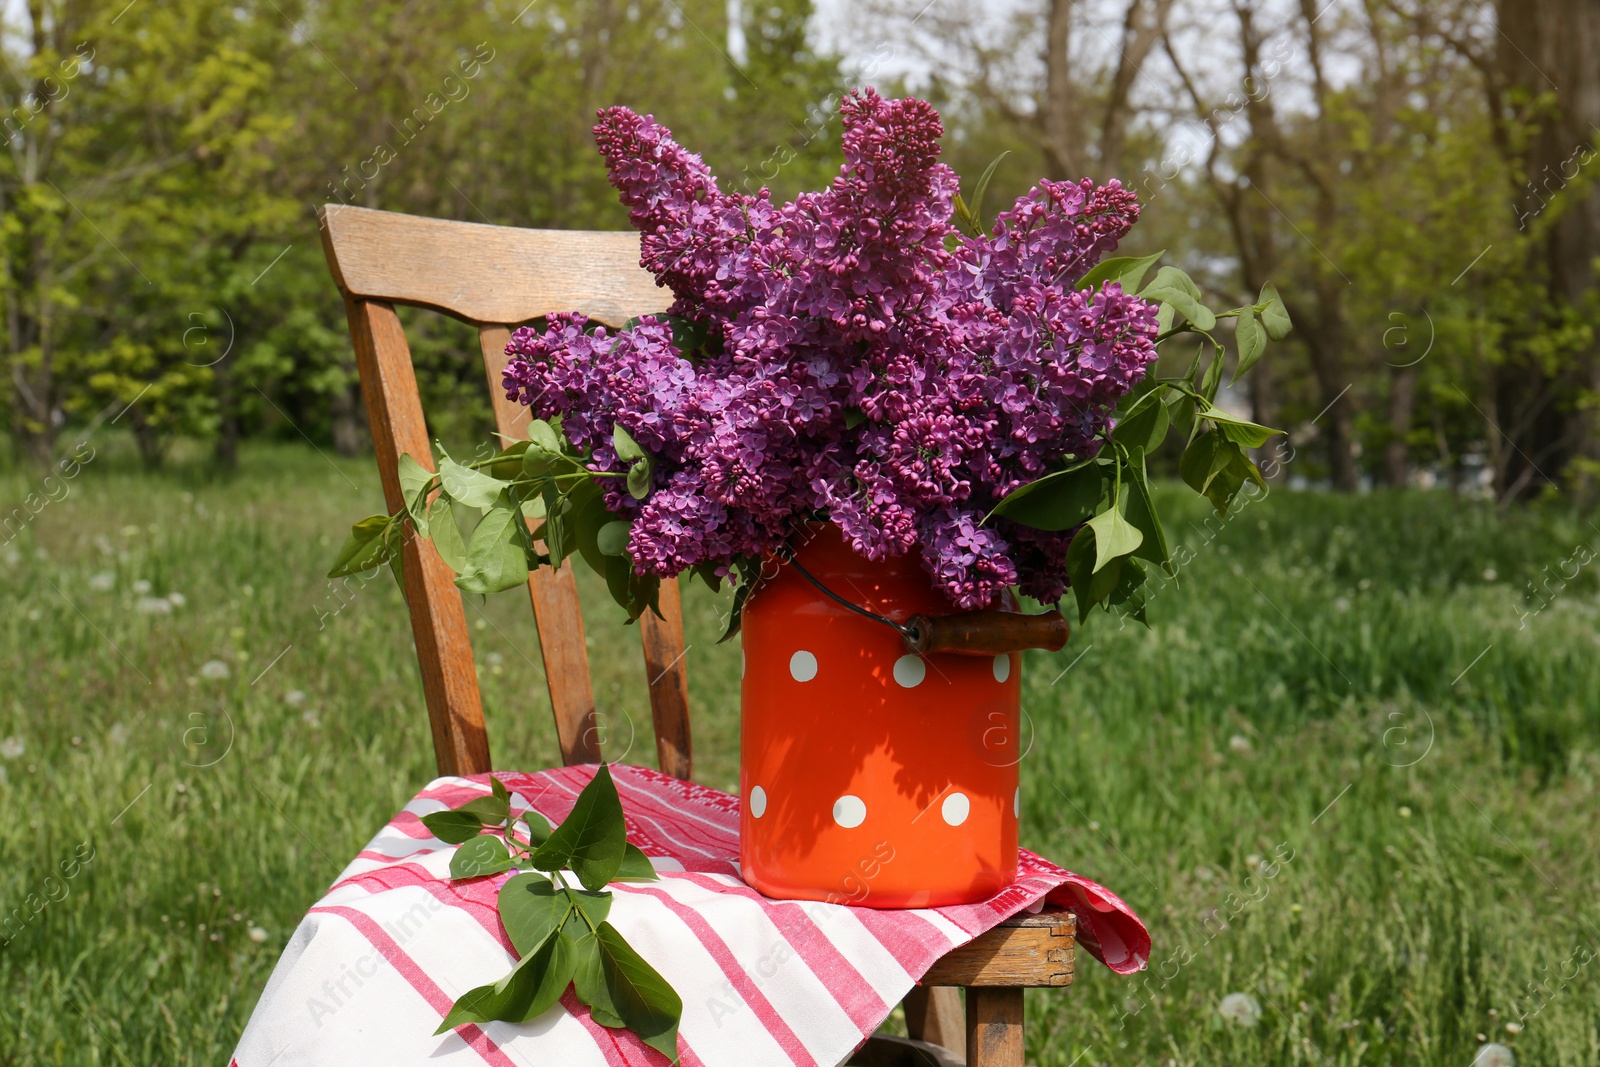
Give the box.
[423,766,679,1059]
[992,262,1288,621]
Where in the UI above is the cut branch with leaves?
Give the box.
[423,766,682,1061]
[327,416,661,622]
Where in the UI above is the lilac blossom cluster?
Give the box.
[503,89,1159,609]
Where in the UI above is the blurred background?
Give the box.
[2,1,1597,1065]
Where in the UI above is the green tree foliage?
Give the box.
[2,0,838,466]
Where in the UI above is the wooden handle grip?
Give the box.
[902,610,1070,656]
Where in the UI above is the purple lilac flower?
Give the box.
[502,89,1159,609]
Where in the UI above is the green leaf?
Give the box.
[528,418,563,453]
[1143,287,1216,332]
[626,457,653,500]
[1156,301,1177,335]
[1086,496,1144,573]
[498,875,573,956]
[1259,283,1292,340]
[966,149,1011,232]
[421,809,484,845]
[529,764,628,892]
[1066,526,1123,623]
[439,456,511,510]
[612,424,644,462]
[604,554,635,615]
[1199,343,1225,401]
[988,462,1104,531]
[1199,404,1279,448]
[1141,267,1215,331]
[1112,392,1171,455]
[568,925,624,1027]
[843,407,867,429]
[1232,308,1266,383]
[485,441,532,480]
[1181,431,1254,514]
[1180,430,1224,496]
[457,502,530,595]
[458,794,511,824]
[1122,455,1171,571]
[433,924,574,1033]
[574,922,682,1062]
[1165,388,1197,442]
[1076,250,1164,294]
[429,497,469,573]
[951,192,979,237]
[568,886,613,929]
[597,521,631,556]
[615,843,659,882]
[452,834,514,879]
[1107,557,1149,626]
[521,811,553,847]
[328,516,393,577]
[718,581,751,643]
[568,479,610,578]
[491,776,511,806]
[398,454,433,537]
[1144,264,1202,299]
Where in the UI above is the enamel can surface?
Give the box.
[739,527,1022,907]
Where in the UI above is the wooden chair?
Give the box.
[317,203,1076,1067]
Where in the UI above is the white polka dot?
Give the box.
[993,654,1011,683]
[789,650,818,682]
[832,795,867,828]
[942,792,971,826]
[749,785,767,819]
[892,654,926,688]
[1014,787,1020,818]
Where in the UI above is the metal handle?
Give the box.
[902,610,1070,656]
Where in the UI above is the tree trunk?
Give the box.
[331,380,368,457]
[1042,0,1077,178]
[213,355,239,470]
[1384,367,1416,487]
[1097,0,1171,179]
[1493,0,1600,498]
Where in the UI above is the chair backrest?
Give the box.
[316,203,693,781]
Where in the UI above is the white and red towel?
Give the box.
[231,764,1148,1067]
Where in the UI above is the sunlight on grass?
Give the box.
[2,440,1596,1065]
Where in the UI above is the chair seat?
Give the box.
[924,907,1075,987]
[231,768,1120,1067]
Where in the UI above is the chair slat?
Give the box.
[640,579,693,780]
[478,325,602,768]
[346,298,490,776]
[321,204,670,327]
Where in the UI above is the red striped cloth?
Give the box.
[232,764,1147,1066]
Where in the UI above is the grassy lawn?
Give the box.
[3,438,1598,1066]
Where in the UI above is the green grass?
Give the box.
[2,438,1598,1066]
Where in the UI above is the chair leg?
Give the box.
[964,987,1024,1067]
[904,985,964,1052]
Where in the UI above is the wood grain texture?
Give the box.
[344,298,490,776]
[922,909,1075,987]
[640,577,693,780]
[903,985,965,1053]
[964,988,1024,1067]
[319,204,671,327]
[475,325,601,768]
[904,610,1070,656]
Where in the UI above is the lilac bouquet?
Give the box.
[333,91,1289,626]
